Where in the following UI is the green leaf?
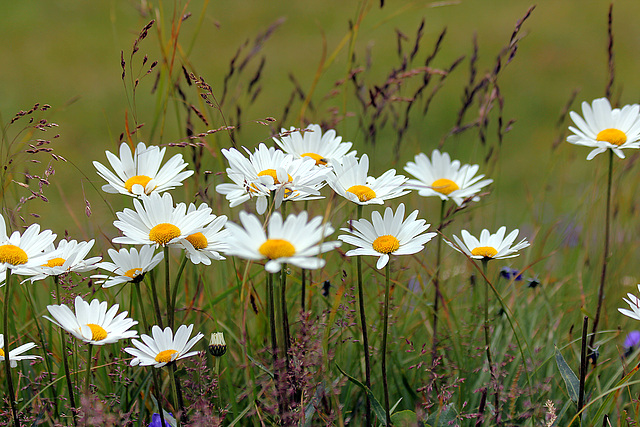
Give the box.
[335,363,387,425]
[426,403,458,426]
[391,410,418,426]
[554,345,580,403]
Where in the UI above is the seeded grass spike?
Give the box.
[44,296,139,345]
[15,239,101,282]
[274,124,356,167]
[216,143,328,214]
[338,203,436,269]
[113,192,214,247]
[124,324,203,368]
[327,153,409,205]
[91,245,163,288]
[567,97,640,160]
[93,142,194,197]
[178,204,230,265]
[0,334,40,368]
[446,226,530,260]
[403,149,493,206]
[225,210,340,273]
[0,215,56,269]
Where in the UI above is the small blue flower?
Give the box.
[500,267,523,281]
[624,330,640,358]
[149,413,175,427]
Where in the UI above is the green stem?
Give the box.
[3,269,20,427]
[590,149,613,350]
[481,259,499,424]
[134,282,149,332]
[355,203,372,426]
[147,271,164,329]
[169,365,184,425]
[55,276,78,427]
[164,246,172,330]
[280,264,291,366]
[85,344,93,395]
[267,272,283,419]
[431,200,446,363]
[301,268,306,312]
[170,255,188,325]
[382,262,392,426]
[152,370,168,427]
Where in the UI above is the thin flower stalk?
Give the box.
[147,272,165,329]
[85,343,93,394]
[164,246,172,329]
[381,262,392,426]
[170,255,188,322]
[3,269,20,427]
[54,276,78,427]
[431,199,446,362]
[355,204,372,426]
[481,259,499,423]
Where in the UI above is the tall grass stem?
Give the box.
[55,276,78,427]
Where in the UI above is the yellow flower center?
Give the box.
[257,169,292,184]
[186,232,208,250]
[259,239,296,259]
[431,178,460,195]
[471,246,498,258]
[596,128,627,146]
[0,244,28,266]
[346,185,376,202]
[43,257,65,267]
[124,175,154,193]
[149,223,181,246]
[86,323,108,341]
[0,348,4,357]
[124,267,143,279]
[301,152,328,166]
[372,235,400,254]
[155,349,178,363]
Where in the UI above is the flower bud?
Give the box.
[208,332,226,357]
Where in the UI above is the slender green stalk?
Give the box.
[431,199,446,362]
[481,259,499,424]
[134,282,149,332]
[147,272,164,329]
[280,263,291,366]
[170,255,188,324]
[3,269,20,427]
[152,370,168,427]
[590,149,613,350]
[382,262,392,426]
[164,246,172,329]
[267,272,283,419]
[355,203,372,426]
[85,344,93,395]
[168,365,183,425]
[578,316,588,421]
[55,276,78,427]
[301,268,306,312]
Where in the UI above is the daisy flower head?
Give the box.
[619,284,640,321]
[404,150,493,206]
[0,215,56,269]
[327,153,409,205]
[338,203,436,269]
[179,204,230,265]
[91,245,163,288]
[0,335,40,368]
[225,210,340,273]
[567,98,640,160]
[124,324,203,368]
[15,239,101,283]
[44,296,138,345]
[93,142,194,197]
[446,226,530,260]
[113,192,214,247]
[274,124,356,166]
[216,143,328,215]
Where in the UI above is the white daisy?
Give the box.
[274,124,356,166]
[0,215,56,269]
[327,153,409,205]
[619,284,640,321]
[91,245,164,288]
[225,211,340,273]
[404,150,493,206]
[215,143,328,215]
[93,142,194,197]
[567,98,640,160]
[338,203,436,269]
[0,335,40,368]
[15,239,102,282]
[124,324,203,368]
[446,226,530,260]
[113,192,214,247]
[179,204,230,265]
[44,296,138,345]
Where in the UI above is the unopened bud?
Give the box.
[208,332,226,357]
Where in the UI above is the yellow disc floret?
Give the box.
[0,244,28,266]
[86,324,108,341]
[124,175,154,193]
[596,128,627,146]
[186,232,208,250]
[346,185,376,202]
[257,169,293,184]
[0,348,4,357]
[301,152,328,166]
[43,257,65,267]
[372,235,400,254]
[471,246,498,258]
[259,239,296,259]
[149,223,181,246]
[124,268,143,279]
[155,349,178,363]
[431,178,460,195]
